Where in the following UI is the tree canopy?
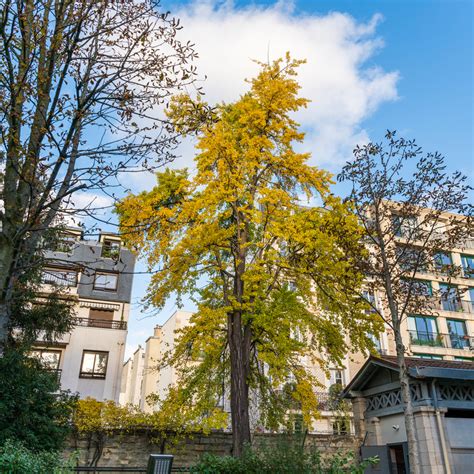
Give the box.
[0,0,198,352]
[338,130,473,474]
[117,54,382,455]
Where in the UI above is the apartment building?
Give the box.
[367,210,474,362]
[120,310,193,412]
[402,244,474,360]
[32,228,135,401]
[120,309,353,434]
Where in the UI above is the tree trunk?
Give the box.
[228,310,251,457]
[394,327,420,474]
[0,236,16,355]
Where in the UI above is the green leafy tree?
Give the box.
[117,55,382,456]
[0,350,77,451]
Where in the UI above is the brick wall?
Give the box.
[64,431,358,468]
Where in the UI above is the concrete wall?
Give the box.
[378,413,407,444]
[61,325,127,401]
[155,311,193,403]
[65,431,358,468]
[140,328,162,412]
[445,417,474,474]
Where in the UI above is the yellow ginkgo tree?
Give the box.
[116,54,382,457]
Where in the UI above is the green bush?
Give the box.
[0,350,77,451]
[0,439,76,474]
[190,440,378,474]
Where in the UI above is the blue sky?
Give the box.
[124,0,473,358]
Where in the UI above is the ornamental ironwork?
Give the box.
[366,389,402,412]
[438,384,474,403]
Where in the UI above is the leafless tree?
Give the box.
[0,0,198,353]
[338,131,473,474]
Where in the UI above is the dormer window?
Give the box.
[94,272,118,291]
[102,239,120,259]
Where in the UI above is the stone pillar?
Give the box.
[366,416,381,445]
[351,397,367,440]
[413,406,448,474]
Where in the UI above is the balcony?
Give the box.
[460,238,474,250]
[315,391,349,411]
[409,330,474,350]
[428,297,474,314]
[45,368,62,383]
[409,331,444,348]
[74,317,127,330]
[35,331,71,344]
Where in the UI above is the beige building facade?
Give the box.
[120,310,193,412]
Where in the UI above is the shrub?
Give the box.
[190,440,378,474]
[0,350,77,451]
[0,439,76,474]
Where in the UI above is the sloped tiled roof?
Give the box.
[343,354,474,397]
[377,355,474,371]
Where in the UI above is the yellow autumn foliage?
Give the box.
[116,54,383,434]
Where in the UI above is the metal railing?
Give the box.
[409,330,444,347]
[45,368,62,383]
[42,270,77,287]
[409,330,474,350]
[314,391,348,411]
[75,317,127,330]
[428,297,474,314]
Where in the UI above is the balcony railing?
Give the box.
[74,317,127,330]
[409,330,474,350]
[409,330,444,347]
[428,297,474,314]
[460,238,474,250]
[314,391,349,411]
[45,368,62,383]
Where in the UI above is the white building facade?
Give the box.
[32,229,135,401]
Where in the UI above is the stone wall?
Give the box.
[64,431,358,468]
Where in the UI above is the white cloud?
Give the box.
[60,191,114,227]
[164,0,399,171]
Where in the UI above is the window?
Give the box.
[30,349,61,369]
[400,279,432,298]
[392,215,417,238]
[42,268,77,287]
[102,239,121,259]
[454,356,473,361]
[94,273,118,291]
[293,413,304,434]
[440,284,462,312]
[461,255,474,279]
[434,252,453,274]
[88,309,115,328]
[330,369,344,387]
[79,351,108,379]
[332,416,350,435]
[54,233,77,253]
[396,246,427,273]
[408,316,441,346]
[469,288,474,311]
[368,333,382,353]
[447,319,469,349]
[362,291,377,313]
[413,353,443,360]
[89,309,114,321]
